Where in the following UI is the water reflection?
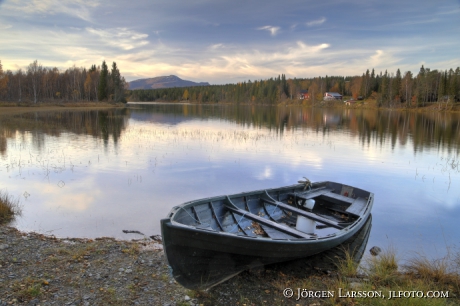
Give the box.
[0,104,459,260]
[2,105,460,155]
[0,109,130,155]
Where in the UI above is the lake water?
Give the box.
[1,103,459,260]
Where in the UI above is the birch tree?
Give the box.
[27,60,43,103]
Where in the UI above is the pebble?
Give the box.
[0,224,185,305]
[184,295,191,301]
[349,282,363,289]
[370,246,382,256]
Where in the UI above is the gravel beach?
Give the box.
[0,225,192,306]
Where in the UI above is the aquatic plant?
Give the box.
[0,191,21,223]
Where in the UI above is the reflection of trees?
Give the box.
[1,105,459,155]
[0,108,130,154]
[132,104,460,154]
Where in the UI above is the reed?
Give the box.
[364,246,400,286]
[0,191,21,223]
[335,246,361,278]
[404,254,460,287]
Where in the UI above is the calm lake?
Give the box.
[1,103,459,260]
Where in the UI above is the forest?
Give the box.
[1,59,459,108]
[128,66,460,107]
[0,60,126,103]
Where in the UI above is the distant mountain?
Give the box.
[128,75,210,90]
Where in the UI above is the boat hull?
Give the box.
[161,214,372,289]
[161,181,374,289]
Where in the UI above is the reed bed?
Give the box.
[0,191,21,223]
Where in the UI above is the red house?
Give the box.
[298,90,310,100]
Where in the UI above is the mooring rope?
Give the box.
[298,177,312,191]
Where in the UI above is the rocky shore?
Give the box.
[0,225,192,306]
[3,223,458,306]
[0,224,354,306]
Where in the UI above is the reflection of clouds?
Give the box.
[255,166,273,180]
[41,183,99,212]
[16,177,101,213]
[2,108,460,245]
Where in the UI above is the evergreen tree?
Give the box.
[111,62,124,102]
[392,69,402,102]
[370,68,376,93]
[416,65,426,106]
[379,70,389,106]
[98,61,108,101]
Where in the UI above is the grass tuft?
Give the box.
[363,246,400,286]
[404,254,460,286]
[0,191,21,224]
[335,247,360,278]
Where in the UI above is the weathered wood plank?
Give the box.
[289,187,334,200]
[262,193,345,229]
[224,197,314,239]
[345,197,368,215]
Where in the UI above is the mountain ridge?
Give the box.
[128,75,210,90]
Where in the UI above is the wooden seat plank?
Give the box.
[224,197,314,239]
[261,193,345,230]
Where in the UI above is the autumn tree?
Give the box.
[350,76,362,99]
[183,89,189,100]
[308,82,319,103]
[0,60,8,98]
[401,71,413,107]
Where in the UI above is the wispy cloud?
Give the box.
[4,0,101,22]
[86,27,149,50]
[306,17,326,27]
[257,25,280,36]
[209,43,224,50]
[0,23,12,30]
[0,0,458,84]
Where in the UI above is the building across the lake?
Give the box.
[324,92,343,100]
[298,90,310,100]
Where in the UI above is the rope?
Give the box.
[178,206,201,224]
[298,177,312,191]
[228,212,247,233]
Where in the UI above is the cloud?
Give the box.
[306,17,326,27]
[0,23,12,30]
[257,25,280,36]
[4,0,100,22]
[86,27,149,50]
[209,43,225,50]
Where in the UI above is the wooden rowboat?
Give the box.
[161,180,374,289]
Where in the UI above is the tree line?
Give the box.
[2,59,458,107]
[0,59,126,103]
[128,66,460,107]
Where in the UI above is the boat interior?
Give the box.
[171,182,372,240]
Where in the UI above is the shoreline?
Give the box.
[0,101,126,115]
[2,223,458,305]
[1,100,459,114]
[0,224,191,305]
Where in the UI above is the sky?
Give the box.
[0,0,459,84]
